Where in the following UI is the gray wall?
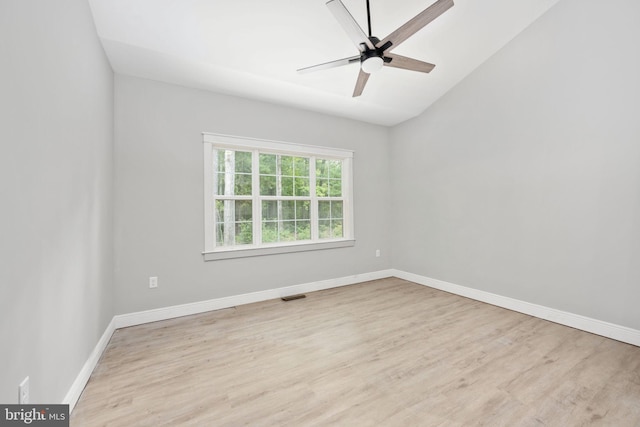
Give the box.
[0,0,114,403]
[390,0,640,330]
[114,75,391,314]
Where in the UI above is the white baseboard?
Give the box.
[66,269,394,411]
[392,269,640,347]
[63,317,116,412]
[113,269,394,329]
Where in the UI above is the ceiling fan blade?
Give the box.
[352,69,370,97]
[327,0,375,51]
[383,53,435,73]
[377,0,454,52]
[297,55,361,74]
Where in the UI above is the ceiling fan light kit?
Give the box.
[361,53,384,74]
[299,0,454,97]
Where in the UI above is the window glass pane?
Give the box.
[331,201,343,219]
[216,200,234,245]
[318,219,342,240]
[262,221,277,243]
[215,200,224,245]
[281,221,296,242]
[329,160,342,179]
[235,174,252,196]
[215,199,225,223]
[259,154,277,196]
[318,201,330,219]
[215,199,252,246]
[216,173,225,196]
[235,151,252,173]
[316,178,328,197]
[316,158,342,198]
[216,223,224,245]
[260,175,276,196]
[281,177,294,197]
[259,153,276,175]
[216,150,226,173]
[294,177,310,197]
[319,220,331,239]
[294,157,309,177]
[281,156,294,176]
[282,200,295,220]
[236,200,252,222]
[215,149,252,196]
[328,179,342,197]
[296,200,310,220]
[235,222,253,244]
[317,200,344,240]
[262,200,277,221]
[332,220,343,238]
[316,159,328,178]
[296,220,311,240]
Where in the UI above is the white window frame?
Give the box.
[203,133,355,261]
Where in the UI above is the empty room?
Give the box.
[2,0,640,425]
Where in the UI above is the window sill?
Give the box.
[202,239,355,261]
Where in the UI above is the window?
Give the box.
[203,133,354,260]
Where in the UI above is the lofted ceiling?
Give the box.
[88,0,560,126]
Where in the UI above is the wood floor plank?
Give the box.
[71,279,640,426]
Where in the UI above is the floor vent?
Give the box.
[281,294,306,302]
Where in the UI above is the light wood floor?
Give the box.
[71,278,640,426]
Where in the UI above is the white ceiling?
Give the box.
[88,0,560,126]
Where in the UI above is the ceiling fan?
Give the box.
[298,0,454,97]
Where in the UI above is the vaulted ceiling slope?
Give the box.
[89,0,560,126]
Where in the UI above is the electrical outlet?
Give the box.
[375,249,381,257]
[149,276,158,288]
[19,377,29,404]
